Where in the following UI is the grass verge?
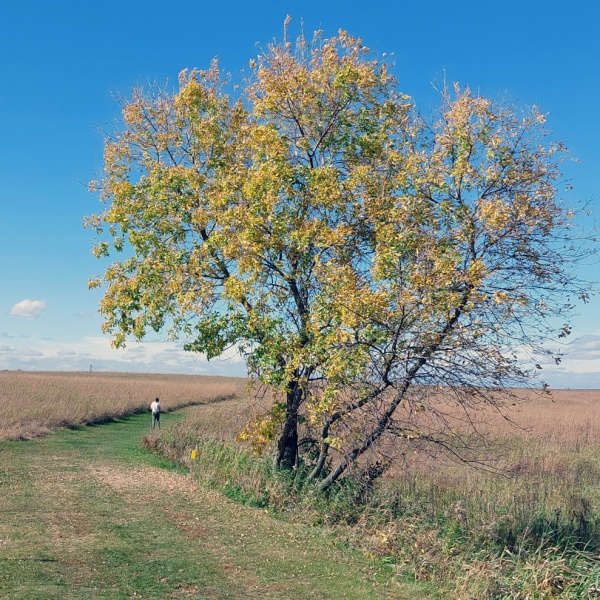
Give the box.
[146,399,600,599]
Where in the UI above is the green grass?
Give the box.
[0,409,432,599]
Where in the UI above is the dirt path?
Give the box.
[0,412,430,599]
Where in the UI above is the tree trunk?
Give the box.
[274,379,303,470]
[308,441,330,480]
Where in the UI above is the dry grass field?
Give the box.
[386,387,600,483]
[1,370,599,596]
[0,370,248,441]
[169,385,600,473]
[151,386,600,535]
[152,386,600,598]
[473,388,599,446]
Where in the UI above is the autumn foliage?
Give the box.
[87,24,592,488]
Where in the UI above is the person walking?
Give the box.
[150,397,161,430]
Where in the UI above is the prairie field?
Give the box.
[0,370,248,441]
[149,386,600,598]
[2,371,599,597]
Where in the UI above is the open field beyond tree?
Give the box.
[0,370,247,441]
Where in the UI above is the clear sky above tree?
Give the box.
[0,0,598,386]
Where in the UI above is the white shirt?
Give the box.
[151,400,161,414]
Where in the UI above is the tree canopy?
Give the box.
[87,26,593,489]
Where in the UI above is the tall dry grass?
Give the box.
[0,370,248,441]
[381,388,600,488]
[150,386,600,597]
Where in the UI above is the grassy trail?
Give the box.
[0,410,432,599]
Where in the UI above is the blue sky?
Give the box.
[0,0,598,386]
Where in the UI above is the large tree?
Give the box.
[87,26,592,488]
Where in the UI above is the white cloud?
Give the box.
[562,335,600,361]
[19,349,43,357]
[0,330,593,387]
[9,299,46,318]
[539,367,600,390]
[0,335,247,377]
